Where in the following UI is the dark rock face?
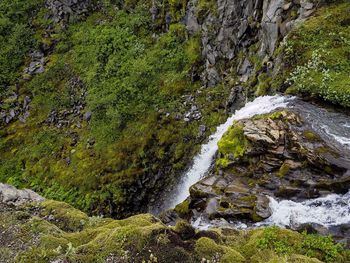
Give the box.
[184,0,316,87]
[185,111,350,223]
[46,0,94,25]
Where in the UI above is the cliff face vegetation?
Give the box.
[1,0,232,217]
[0,0,350,262]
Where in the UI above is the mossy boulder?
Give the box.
[195,237,245,263]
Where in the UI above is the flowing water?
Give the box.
[289,99,350,150]
[155,95,293,213]
[155,95,350,231]
[259,191,350,228]
[192,190,350,230]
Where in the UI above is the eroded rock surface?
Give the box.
[184,110,350,224]
[185,0,316,87]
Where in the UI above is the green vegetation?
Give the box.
[195,237,245,263]
[0,0,230,216]
[174,199,190,217]
[277,163,290,177]
[2,200,348,262]
[216,123,250,168]
[282,2,350,107]
[251,227,347,263]
[303,130,321,142]
[255,73,272,96]
[253,110,286,121]
[0,0,45,93]
[197,0,218,20]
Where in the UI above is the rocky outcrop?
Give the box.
[46,0,95,25]
[0,183,44,205]
[184,0,316,87]
[184,110,350,225]
[45,76,88,129]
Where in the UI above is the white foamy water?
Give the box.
[321,125,350,146]
[259,191,350,227]
[165,95,293,209]
[192,191,350,231]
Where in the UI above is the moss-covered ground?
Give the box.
[1,199,349,263]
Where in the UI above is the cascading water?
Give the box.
[156,95,294,212]
[191,97,350,231]
[155,94,350,235]
[288,99,350,149]
[192,191,350,230]
[258,191,350,228]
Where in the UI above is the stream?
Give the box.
[154,95,350,232]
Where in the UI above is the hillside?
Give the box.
[0,0,349,262]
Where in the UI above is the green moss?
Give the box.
[277,163,290,177]
[1,199,349,262]
[173,220,195,240]
[40,200,89,232]
[174,200,191,217]
[253,111,286,121]
[255,73,272,96]
[197,0,218,20]
[216,123,250,168]
[244,227,303,258]
[168,0,189,21]
[195,237,245,262]
[303,130,321,142]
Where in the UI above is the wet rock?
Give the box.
[185,110,350,225]
[294,223,329,236]
[255,195,272,219]
[159,209,180,226]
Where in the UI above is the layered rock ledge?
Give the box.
[178,109,350,236]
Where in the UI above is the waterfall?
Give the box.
[258,191,350,228]
[158,95,294,212]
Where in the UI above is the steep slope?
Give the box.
[0,0,349,220]
[0,0,232,217]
